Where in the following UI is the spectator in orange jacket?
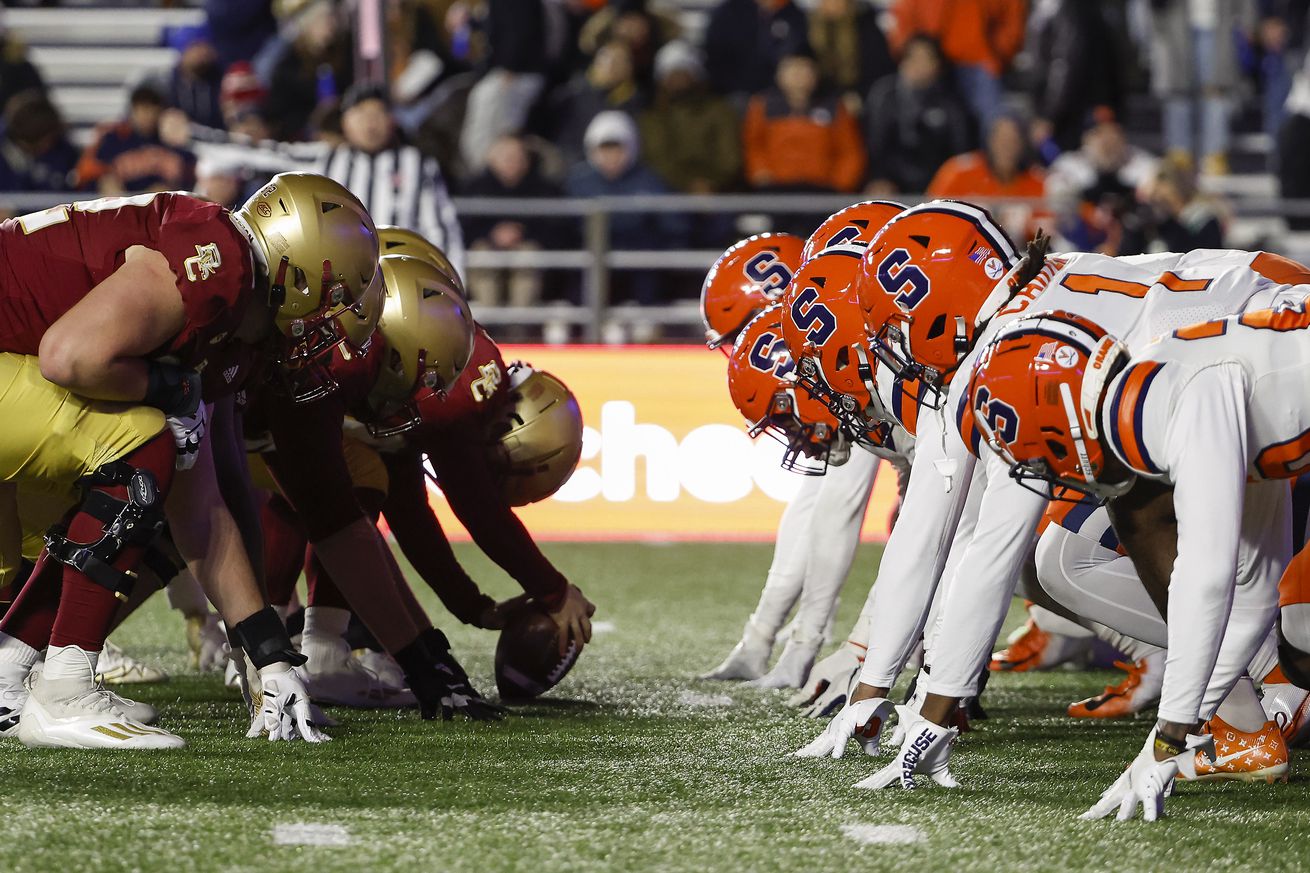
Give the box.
[742,50,866,193]
[927,114,1047,241]
[889,0,1026,128]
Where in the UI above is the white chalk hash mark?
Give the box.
[272,823,354,847]
[591,621,616,634]
[678,690,733,707]
[840,824,925,846]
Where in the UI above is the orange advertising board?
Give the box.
[426,345,900,542]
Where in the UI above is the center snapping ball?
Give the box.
[494,605,583,700]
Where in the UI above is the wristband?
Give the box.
[144,361,202,417]
[1153,732,1185,759]
[230,606,306,669]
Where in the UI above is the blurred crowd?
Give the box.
[3,0,1310,326]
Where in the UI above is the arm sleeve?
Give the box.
[921,449,1049,698]
[208,396,265,592]
[380,448,494,626]
[1156,366,1250,725]
[424,430,569,608]
[856,408,976,688]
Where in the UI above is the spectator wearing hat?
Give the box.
[639,40,740,193]
[0,90,80,193]
[160,23,225,130]
[864,34,974,195]
[547,39,646,166]
[566,111,688,306]
[75,83,196,194]
[704,0,809,99]
[742,48,866,193]
[219,62,272,139]
[462,134,564,311]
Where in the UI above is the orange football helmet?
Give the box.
[857,200,1020,408]
[801,200,905,261]
[728,306,846,475]
[962,310,1133,502]
[778,246,894,450]
[701,233,805,350]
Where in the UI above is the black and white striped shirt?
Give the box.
[194,135,465,276]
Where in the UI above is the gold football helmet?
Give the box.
[377,225,464,293]
[237,172,382,368]
[484,364,584,506]
[368,254,475,431]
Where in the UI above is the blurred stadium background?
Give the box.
[0,0,1304,539]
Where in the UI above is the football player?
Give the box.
[0,172,378,747]
[797,199,1310,793]
[966,305,1310,818]
[703,203,909,689]
[247,253,506,720]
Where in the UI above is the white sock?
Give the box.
[0,631,40,667]
[1092,626,1163,663]
[1029,604,1095,640]
[302,606,351,669]
[165,569,210,616]
[43,644,98,683]
[272,604,290,624]
[1215,676,1267,732]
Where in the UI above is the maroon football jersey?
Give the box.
[409,325,508,435]
[0,192,254,371]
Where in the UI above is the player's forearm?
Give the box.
[174,503,265,626]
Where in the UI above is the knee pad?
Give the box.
[42,460,166,601]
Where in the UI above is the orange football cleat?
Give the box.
[1182,715,1290,783]
[989,618,1090,672]
[1067,656,1162,719]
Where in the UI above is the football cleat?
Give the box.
[1263,682,1310,747]
[1067,654,1164,719]
[354,649,407,690]
[1180,715,1289,783]
[701,632,771,681]
[18,669,184,750]
[302,641,416,709]
[0,666,28,738]
[748,636,821,690]
[96,641,169,685]
[989,618,1091,672]
[186,614,228,673]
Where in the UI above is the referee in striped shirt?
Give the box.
[191,82,464,275]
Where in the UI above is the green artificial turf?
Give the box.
[2,542,1308,872]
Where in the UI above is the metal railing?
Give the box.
[6,190,1310,341]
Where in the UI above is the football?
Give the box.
[494,605,583,700]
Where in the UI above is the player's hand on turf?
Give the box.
[788,644,863,717]
[478,594,534,630]
[793,697,893,758]
[549,584,595,657]
[1081,729,1214,822]
[247,664,331,743]
[166,403,207,470]
[854,705,959,789]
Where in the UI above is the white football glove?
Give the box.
[788,643,863,718]
[793,697,893,758]
[166,403,207,470]
[1081,729,1214,823]
[887,671,928,748]
[855,705,959,790]
[246,663,332,743]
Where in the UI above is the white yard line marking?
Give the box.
[840,824,925,846]
[271,823,354,847]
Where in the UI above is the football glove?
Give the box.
[855,705,959,790]
[788,643,863,718]
[793,697,894,758]
[1081,729,1214,822]
[246,663,331,743]
[166,404,207,471]
[406,651,506,722]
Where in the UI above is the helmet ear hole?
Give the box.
[1045,439,1069,461]
[926,314,947,340]
[835,345,850,371]
[321,201,341,214]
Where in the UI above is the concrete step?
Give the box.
[50,85,129,126]
[5,7,202,47]
[29,46,177,87]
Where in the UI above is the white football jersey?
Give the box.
[857,248,1310,721]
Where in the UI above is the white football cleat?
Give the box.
[18,669,184,749]
[701,629,772,681]
[748,636,821,690]
[354,649,407,690]
[96,640,169,685]
[0,664,29,738]
[302,636,415,708]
